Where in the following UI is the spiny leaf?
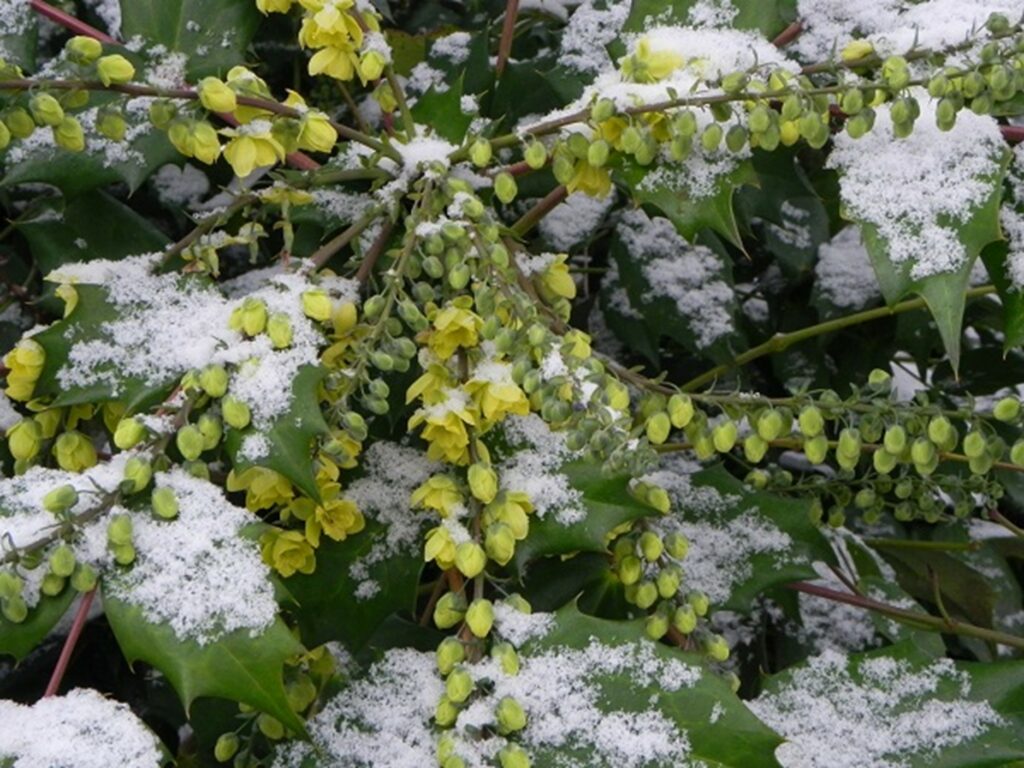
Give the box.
[0,587,76,662]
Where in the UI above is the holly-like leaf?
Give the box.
[282,520,423,651]
[513,460,654,569]
[119,0,262,79]
[0,588,76,662]
[516,604,784,767]
[226,364,330,501]
[750,640,1024,767]
[617,158,758,251]
[105,595,306,734]
[649,463,832,612]
[410,76,473,145]
[981,240,1024,350]
[17,192,170,277]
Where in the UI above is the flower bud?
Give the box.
[467,463,498,504]
[176,424,205,461]
[454,541,487,579]
[199,364,229,398]
[634,581,658,609]
[646,486,671,513]
[436,637,465,675]
[122,457,153,494]
[0,571,22,601]
[798,406,824,437]
[673,604,697,634]
[703,633,730,662]
[233,297,268,336]
[524,140,547,169]
[198,414,222,449]
[148,99,176,129]
[96,54,136,86]
[70,562,98,592]
[152,487,180,520]
[469,138,493,168]
[491,641,520,676]
[756,409,784,441]
[214,733,239,762]
[113,417,146,450]
[257,714,284,740]
[465,598,494,638]
[867,368,891,389]
[494,171,518,204]
[499,745,531,768]
[872,448,898,474]
[30,93,64,126]
[645,611,670,640]
[7,419,41,462]
[688,590,710,616]
[3,596,28,623]
[358,49,387,82]
[113,543,136,566]
[49,544,77,578]
[700,123,723,151]
[43,484,79,514]
[222,397,252,430]
[1011,440,1024,467]
[639,531,663,562]
[302,289,332,322]
[267,313,293,349]
[41,573,64,597]
[434,592,466,629]
[994,397,1020,423]
[618,554,643,586]
[645,412,671,445]
[910,437,935,466]
[53,116,85,152]
[485,523,516,566]
[445,666,474,704]
[882,424,907,455]
[435,696,459,728]
[107,513,133,545]
[198,77,238,113]
[712,420,738,453]
[841,39,874,62]
[804,435,828,465]
[67,35,103,64]
[54,430,98,472]
[664,532,689,560]
[495,696,527,735]
[963,430,986,459]
[656,568,681,598]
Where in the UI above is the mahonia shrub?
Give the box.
[3,0,1024,765]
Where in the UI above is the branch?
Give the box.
[29,0,116,43]
[44,589,96,697]
[497,0,520,77]
[681,285,997,392]
[787,580,1024,650]
[306,206,385,272]
[510,185,568,237]
[771,20,803,48]
[355,218,396,283]
[159,193,257,268]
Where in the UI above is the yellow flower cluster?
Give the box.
[293,0,383,82]
[3,339,45,402]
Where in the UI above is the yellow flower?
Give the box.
[55,283,78,317]
[405,363,453,405]
[6,419,42,462]
[308,45,360,80]
[261,183,314,207]
[221,122,286,177]
[423,525,456,568]
[620,37,682,83]
[566,160,612,198]
[598,116,628,150]
[410,474,463,517]
[283,90,339,153]
[299,483,365,546]
[96,54,135,86]
[563,329,591,359]
[227,466,295,511]
[257,0,294,12]
[53,430,97,473]
[198,77,238,113]
[465,375,529,424]
[409,389,478,465]
[429,302,481,360]
[483,491,534,540]
[261,528,316,577]
[537,253,577,302]
[3,339,45,402]
[225,66,275,123]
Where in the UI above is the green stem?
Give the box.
[384,67,417,139]
[681,285,997,392]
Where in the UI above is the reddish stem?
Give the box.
[771,20,804,48]
[30,0,117,44]
[1003,125,1024,144]
[496,0,520,77]
[43,589,96,698]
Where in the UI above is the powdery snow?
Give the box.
[828,97,1005,279]
[0,689,162,767]
[814,226,881,310]
[750,649,1005,768]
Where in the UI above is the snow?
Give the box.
[431,31,472,65]
[539,191,615,250]
[828,98,1005,279]
[82,0,122,37]
[814,226,880,310]
[559,0,631,75]
[750,649,1005,768]
[0,689,162,767]
[153,164,211,208]
[616,209,736,350]
[520,0,583,21]
[105,470,278,644]
[1003,143,1024,289]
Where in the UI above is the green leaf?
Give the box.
[617,158,758,251]
[30,284,175,412]
[621,0,796,39]
[0,587,76,662]
[981,240,1024,350]
[281,520,423,651]
[656,464,833,612]
[105,594,306,734]
[119,0,262,78]
[513,460,654,568]
[226,364,330,501]
[0,5,37,71]
[518,604,783,767]
[17,192,170,277]
[410,76,472,145]
[856,152,1008,373]
[752,640,1024,767]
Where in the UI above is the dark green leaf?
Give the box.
[410,76,472,145]
[0,587,76,662]
[120,0,262,78]
[621,0,795,39]
[226,364,330,501]
[981,240,1024,350]
[105,594,306,734]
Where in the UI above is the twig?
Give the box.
[306,206,385,272]
[30,0,116,43]
[496,0,520,77]
[788,580,1024,649]
[680,285,997,392]
[989,509,1024,538]
[160,194,257,268]
[43,589,96,697]
[510,185,567,237]
[771,21,804,48]
[355,218,396,283]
